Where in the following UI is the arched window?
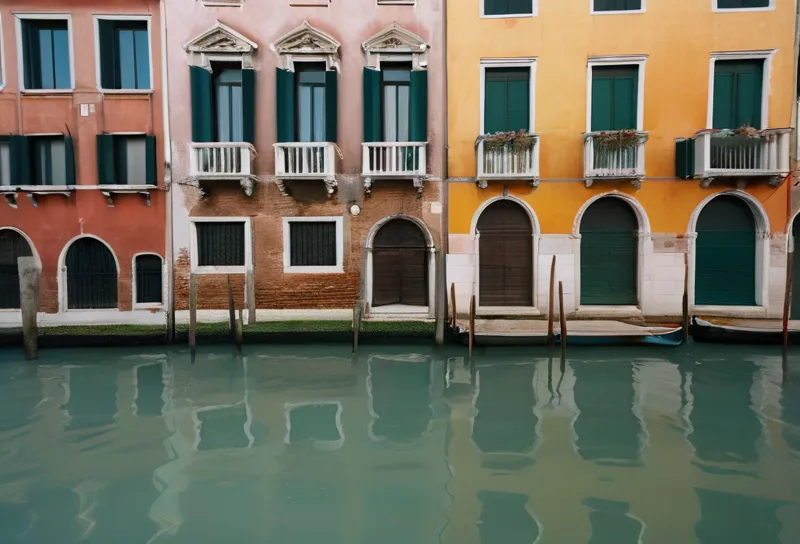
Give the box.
[0,230,34,309]
[134,254,163,305]
[65,238,118,309]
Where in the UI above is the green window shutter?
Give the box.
[506,76,530,132]
[675,138,695,179]
[241,69,256,145]
[10,136,31,186]
[276,68,296,143]
[484,76,508,134]
[591,66,638,131]
[64,136,76,186]
[485,68,529,133]
[363,67,381,142]
[190,66,213,143]
[96,134,116,185]
[484,0,533,16]
[410,70,428,142]
[593,0,642,11]
[717,0,769,8]
[98,20,116,89]
[21,22,38,89]
[713,60,763,129]
[325,70,338,143]
[145,136,157,186]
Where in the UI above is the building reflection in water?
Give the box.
[368,354,432,444]
[694,488,786,544]
[133,362,167,417]
[583,497,644,544]
[477,490,540,544]
[285,401,343,449]
[62,366,118,430]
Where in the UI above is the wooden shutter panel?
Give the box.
[591,66,637,131]
[190,66,213,143]
[10,136,31,186]
[363,67,381,143]
[64,136,76,186]
[484,74,508,134]
[145,135,157,185]
[96,134,116,185]
[591,75,613,131]
[410,70,428,142]
[712,69,735,129]
[612,69,637,130]
[734,63,762,128]
[241,68,256,145]
[276,68,296,143]
[21,22,38,89]
[325,70,338,143]
[98,20,116,89]
[506,74,530,132]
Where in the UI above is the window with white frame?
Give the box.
[17,15,73,90]
[480,59,536,135]
[191,219,250,273]
[482,0,535,17]
[134,254,163,305]
[714,0,771,11]
[96,18,151,90]
[592,0,643,13]
[283,217,343,273]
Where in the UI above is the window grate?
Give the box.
[0,231,34,309]
[289,221,337,267]
[196,222,245,267]
[66,238,118,310]
[135,255,162,304]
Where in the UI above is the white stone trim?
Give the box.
[190,216,252,275]
[284,401,344,450]
[479,0,537,18]
[184,20,258,69]
[92,15,154,92]
[712,0,774,12]
[57,234,120,313]
[132,252,165,310]
[283,216,344,274]
[706,50,775,130]
[364,215,435,318]
[687,189,771,310]
[0,12,6,91]
[586,55,647,133]
[272,20,341,72]
[479,58,537,134]
[0,227,42,270]
[590,0,646,15]
[14,13,76,92]
[362,22,429,70]
[193,400,254,451]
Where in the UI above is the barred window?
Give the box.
[196,222,245,267]
[135,254,162,304]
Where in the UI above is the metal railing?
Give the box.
[476,137,540,181]
[274,142,336,178]
[362,142,427,177]
[190,142,255,178]
[694,129,791,178]
[583,132,647,180]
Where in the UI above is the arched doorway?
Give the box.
[65,238,118,309]
[477,200,533,307]
[580,198,638,305]
[695,195,756,306]
[0,230,34,309]
[372,219,428,307]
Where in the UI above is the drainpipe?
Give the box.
[442,0,449,255]
[160,0,175,342]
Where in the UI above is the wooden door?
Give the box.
[695,196,756,306]
[477,200,533,306]
[0,230,33,309]
[580,198,638,305]
[373,219,428,307]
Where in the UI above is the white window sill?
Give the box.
[2,185,75,192]
[193,266,246,275]
[713,6,774,13]
[133,303,164,310]
[78,184,155,191]
[21,89,74,95]
[692,305,767,318]
[480,13,536,19]
[477,306,541,316]
[284,265,344,274]
[590,9,645,15]
[99,89,154,95]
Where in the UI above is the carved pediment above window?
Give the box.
[272,20,341,71]
[184,21,258,68]
[362,23,429,70]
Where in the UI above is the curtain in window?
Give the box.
[215,70,244,143]
[297,66,326,143]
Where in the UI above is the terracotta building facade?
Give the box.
[0,0,167,326]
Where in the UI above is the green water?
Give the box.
[0,344,799,543]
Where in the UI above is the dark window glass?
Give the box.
[31,136,67,186]
[0,230,34,309]
[112,136,148,185]
[0,139,9,186]
[382,63,412,142]
[196,222,245,267]
[135,255,162,304]
[296,62,326,142]
[22,20,71,90]
[214,68,244,142]
[717,0,769,8]
[99,20,149,90]
[289,221,337,267]
[484,0,534,16]
[593,0,642,11]
[66,238,118,309]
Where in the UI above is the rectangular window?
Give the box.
[284,218,343,273]
[113,136,148,185]
[712,59,763,129]
[98,20,150,90]
[484,67,530,134]
[195,222,245,267]
[32,136,67,185]
[716,0,769,9]
[135,255,163,304]
[0,139,9,186]
[214,67,243,142]
[382,63,411,142]
[590,65,638,131]
[21,19,71,90]
[483,0,533,16]
[296,62,327,143]
[593,0,642,12]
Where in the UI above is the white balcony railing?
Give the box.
[362,142,427,178]
[190,142,255,178]
[583,131,647,187]
[476,136,540,188]
[694,129,791,185]
[274,142,336,179]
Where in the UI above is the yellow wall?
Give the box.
[447,0,796,235]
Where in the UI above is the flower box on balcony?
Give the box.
[361,142,427,195]
[583,130,648,188]
[475,131,540,188]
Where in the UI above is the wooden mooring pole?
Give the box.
[450,283,457,329]
[468,294,476,359]
[682,252,690,344]
[558,281,567,364]
[17,257,40,360]
[352,302,361,355]
[227,275,238,347]
[783,243,793,351]
[189,274,197,351]
[547,255,556,348]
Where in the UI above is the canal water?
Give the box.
[0,344,799,543]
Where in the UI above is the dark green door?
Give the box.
[695,196,756,306]
[792,219,800,318]
[580,198,638,305]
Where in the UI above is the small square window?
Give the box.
[31,136,68,185]
[98,19,150,90]
[716,0,770,9]
[284,218,343,273]
[195,222,246,267]
[134,254,163,305]
[593,0,642,12]
[97,134,157,185]
[0,139,10,186]
[20,19,71,90]
[483,0,534,17]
